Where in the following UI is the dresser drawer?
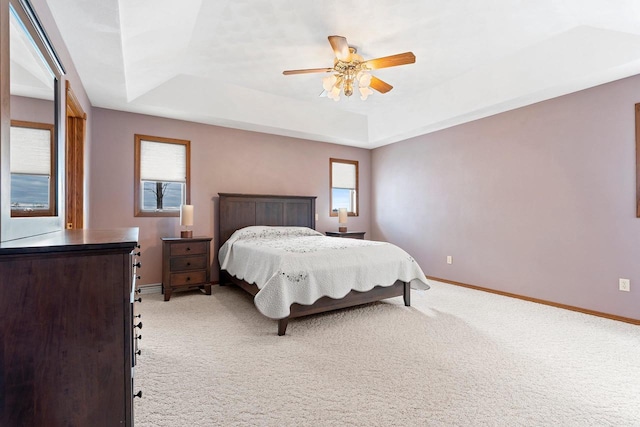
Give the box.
[170,241,207,256]
[169,255,207,272]
[170,270,207,286]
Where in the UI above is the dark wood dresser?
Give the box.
[162,237,212,301]
[0,228,140,426]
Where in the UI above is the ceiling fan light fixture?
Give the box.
[283,35,415,102]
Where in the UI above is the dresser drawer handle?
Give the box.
[186,262,191,266]
[186,247,191,251]
[134,390,142,398]
[186,277,191,281]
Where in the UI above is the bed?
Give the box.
[218,193,429,335]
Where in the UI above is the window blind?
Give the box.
[140,140,186,182]
[10,126,51,175]
[332,162,356,189]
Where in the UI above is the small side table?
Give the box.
[325,231,366,240]
[161,237,212,301]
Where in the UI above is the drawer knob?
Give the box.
[186,277,191,281]
[186,262,191,266]
[133,261,142,268]
[186,247,191,251]
[134,314,141,318]
[136,335,142,340]
[134,297,142,303]
[134,391,142,398]
[135,349,141,356]
[134,322,143,330]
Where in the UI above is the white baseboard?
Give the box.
[138,283,162,294]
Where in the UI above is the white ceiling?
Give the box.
[46,0,640,148]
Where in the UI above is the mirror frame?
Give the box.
[1,0,65,242]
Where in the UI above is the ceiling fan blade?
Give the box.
[369,76,393,93]
[328,35,350,61]
[283,67,333,75]
[364,52,416,70]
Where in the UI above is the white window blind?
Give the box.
[332,162,355,189]
[10,126,51,175]
[140,140,186,183]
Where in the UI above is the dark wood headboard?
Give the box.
[218,193,317,244]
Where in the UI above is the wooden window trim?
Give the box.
[10,120,56,217]
[134,134,190,217]
[329,157,359,217]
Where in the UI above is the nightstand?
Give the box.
[325,231,366,240]
[162,237,212,301]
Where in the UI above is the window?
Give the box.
[10,120,56,217]
[330,158,358,216]
[134,134,190,217]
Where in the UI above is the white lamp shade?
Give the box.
[338,208,348,224]
[180,204,194,226]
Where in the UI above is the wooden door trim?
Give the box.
[65,81,86,229]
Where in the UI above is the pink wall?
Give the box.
[372,74,640,320]
[10,96,54,124]
[89,108,371,285]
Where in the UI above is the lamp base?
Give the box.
[338,226,347,232]
[180,230,193,238]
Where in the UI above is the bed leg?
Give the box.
[403,281,411,306]
[278,318,289,336]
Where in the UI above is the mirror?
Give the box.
[330,158,359,216]
[1,0,65,242]
[9,0,58,217]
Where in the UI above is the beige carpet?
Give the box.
[134,281,640,426]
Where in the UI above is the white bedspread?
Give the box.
[218,226,430,319]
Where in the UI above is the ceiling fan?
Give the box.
[283,35,416,101]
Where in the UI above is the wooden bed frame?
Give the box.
[218,193,410,335]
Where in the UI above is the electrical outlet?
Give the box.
[447,256,452,265]
[619,278,630,292]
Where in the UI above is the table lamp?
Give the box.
[338,208,348,232]
[180,204,194,238]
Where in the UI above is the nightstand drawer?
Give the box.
[170,241,207,256]
[170,255,207,272]
[170,270,207,286]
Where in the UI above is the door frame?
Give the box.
[65,80,86,229]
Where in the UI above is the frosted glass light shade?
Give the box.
[323,74,337,91]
